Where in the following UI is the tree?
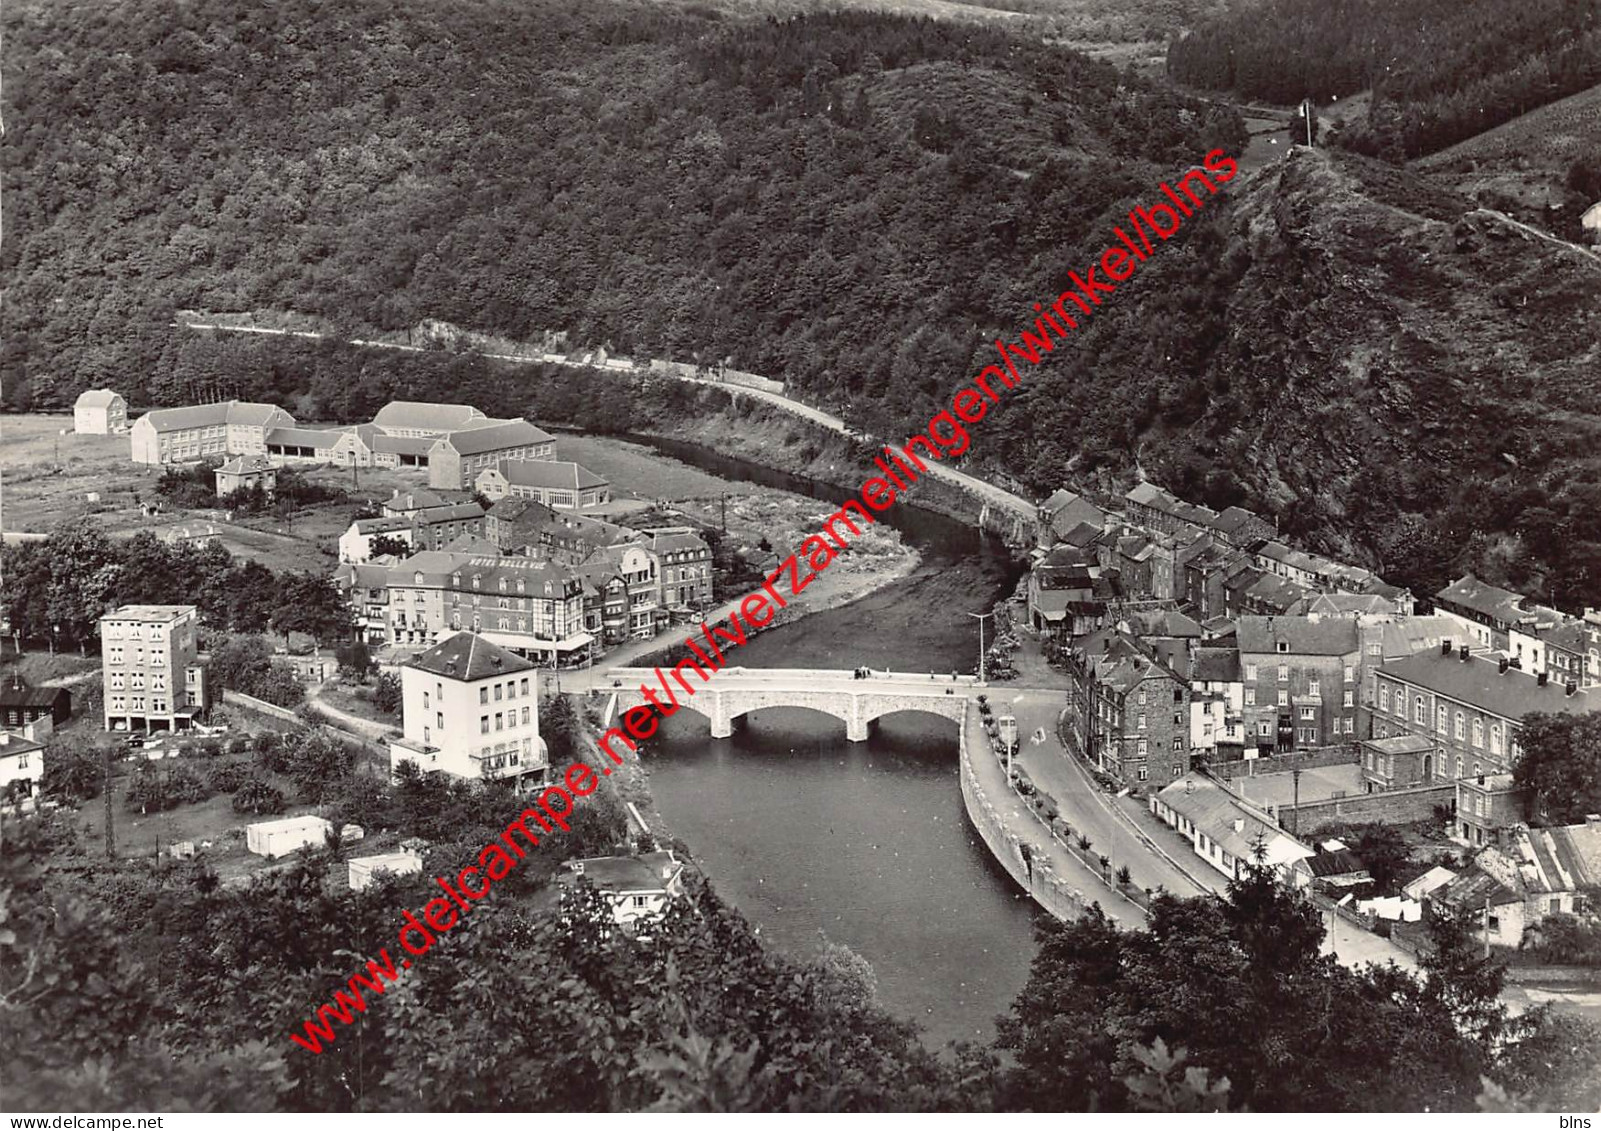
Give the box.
[232,777,286,815]
[335,639,374,682]
[125,759,209,813]
[42,743,106,802]
[366,533,410,559]
[1513,712,1601,824]
[371,671,402,715]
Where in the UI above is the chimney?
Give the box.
[1232,818,1245,832]
[1498,657,1509,674]
[1441,640,1453,656]
[1458,643,1470,661]
[1538,672,1549,686]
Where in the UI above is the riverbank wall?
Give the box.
[958,702,1093,923]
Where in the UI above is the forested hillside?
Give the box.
[1167,0,1601,158]
[1,0,1240,415]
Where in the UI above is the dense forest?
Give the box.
[6,794,1600,1111]
[4,0,1600,609]
[1167,0,1601,158]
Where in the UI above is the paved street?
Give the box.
[1004,689,1211,899]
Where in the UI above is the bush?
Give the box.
[196,738,223,759]
[207,761,253,794]
[1524,914,1601,966]
[372,671,402,715]
[126,760,210,813]
[232,777,287,816]
[226,735,251,755]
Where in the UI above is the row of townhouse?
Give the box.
[1432,573,1596,687]
[130,398,563,492]
[1064,629,1191,789]
[337,500,489,563]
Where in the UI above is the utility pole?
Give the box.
[967,610,994,683]
[1291,767,1301,835]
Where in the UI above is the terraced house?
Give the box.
[381,551,592,666]
[1236,614,1361,755]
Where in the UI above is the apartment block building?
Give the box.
[99,605,211,732]
[1236,615,1361,755]
[1067,630,1191,789]
[388,632,548,789]
[642,527,714,610]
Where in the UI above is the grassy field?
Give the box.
[0,413,434,572]
[1418,82,1601,173]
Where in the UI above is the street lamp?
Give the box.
[966,610,994,683]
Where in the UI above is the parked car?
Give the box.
[124,730,148,749]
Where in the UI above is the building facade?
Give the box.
[643,527,713,610]
[475,460,610,509]
[427,420,557,490]
[388,632,548,789]
[99,605,210,733]
[1237,615,1361,756]
[383,552,591,665]
[74,389,127,434]
[130,401,295,465]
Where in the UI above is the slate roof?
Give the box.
[642,528,710,556]
[1211,506,1267,538]
[439,419,555,456]
[1156,777,1313,867]
[1308,848,1369,878]
[409,631,535,681]
[1378,650,1598,721]
[1041,488,1084,513]
[1236,615,1360,656]
[1059,521,1104,548]
[266,426,346,448]
[442,534,501,555]
[75,389,123,408]
[560,851,683,893]
[1546,822,1601,889]
[140,401,293,432]
[413,502,487,525]
[1292,592,1399,617]
[387,489,447,512]
[487,460,607,491]
[216,454,274,474]
[373,401,487,433]
[353,516,412,535]
[1243,573,1308,613]
[1191,647,1241,683]
[0,733,46,761]
[1434,867,1522,910]
[0,678,70,710]
[1435,574,1528,624]
[1378,617,1462,658]
[1362,734,1435,756]
[372,434,436,456]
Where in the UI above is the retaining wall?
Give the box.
[958,704,1093,923]
[221,688,299,723]
[1290,782,1455,831]
[1208,744,1360,778]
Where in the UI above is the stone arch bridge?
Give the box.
[604,667,978,741]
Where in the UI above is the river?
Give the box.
[620,435,1044,1048]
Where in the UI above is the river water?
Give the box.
[626,436,1043,1048]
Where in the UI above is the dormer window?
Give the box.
[414,572,425,585]
[472,575,481,590]
[452,573,462,587]
[1277,642,1289,653]
[517,579,525,594]
[499,578,507,592]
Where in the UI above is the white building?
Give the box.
[74,389,127,434]
[388,631,548,789]
[339,516,416,564]
[1150,776,1314,888]
[129,401,295,465]
[559,851,686,928]
[348,850,425,891]
[0,731,46,807]
[475,460,610,509]
[246,815,334,859]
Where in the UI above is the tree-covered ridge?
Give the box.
[1,0,1242,415]
[1166,0,1601,158]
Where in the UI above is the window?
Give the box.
[1245,688,1256,706]
[1490,724,1503,755]
[1308,679,1320,697]
[423,692,430,710]
[1344,665,1355,683]
[1137,739,1148,756]
[1454,711,1465,740]
[1258,722,1273,737]
[436,711,444,729]
[1172,737,1182,750]
[521,706,530,725]
[481,716,490,734]
[1299,706,1316,720]
[494,684,503,702]
[1278,642,1289,654]
[495,712,504,731]
[1379,685,1389,711]
[1343,690,1354,707]
[1472,719,1484,748]
[1415,696,1426,724]
[1137,765,1149,781]
[1455,755,1464,778]
[520,678,529,696]
[1437,705,1449,733]
[1277,690,1288,707]
[480,687,489,705]
[1138,689,1147,706]
[1345,717,1355,734]
[1138,713,1146,730]
[1278,664,1289,681]
[1245,664,1258,681]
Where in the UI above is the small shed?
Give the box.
[348,851,424,891]
[246,814,334,859]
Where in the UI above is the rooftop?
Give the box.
[0,677,71,710]
[1362,734,1436,756]
[387,488,447,511]
[373,401,487,433]
[75,388,123,408]
[1157,776,1313,867]
[0,731,47,758]
[409,631,535,682]
[560,851,683,892]
[1236,614,1360,656]
[1435,574,1528,625]
[488,460,607,491]
[440,419,556,456]
[101,604,197,623]
[216,454,274,474]
[140,400,293,432]
[1378,650,1598,720]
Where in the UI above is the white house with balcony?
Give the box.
[388,631,548,790]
